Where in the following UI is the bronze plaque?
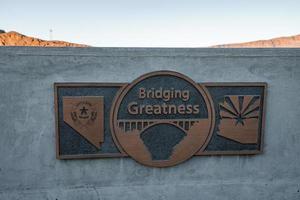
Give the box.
[55,71,266,167]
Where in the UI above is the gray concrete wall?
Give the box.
[0,47,299,200]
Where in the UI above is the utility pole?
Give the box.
[49,29,53,40]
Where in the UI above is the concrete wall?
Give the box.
[0,47,299,200]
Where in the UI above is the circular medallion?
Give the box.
[110,71,215,167]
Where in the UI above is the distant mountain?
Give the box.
[1,30,299,48]
[0,31,88,47]
[212,34,300,48]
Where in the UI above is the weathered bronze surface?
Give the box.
[55,71,267,167]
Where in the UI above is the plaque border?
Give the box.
[54,82,267,160]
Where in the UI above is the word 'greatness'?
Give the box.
[127,88,200,115]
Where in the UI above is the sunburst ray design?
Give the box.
[219,96,260,125]
[218,95,261,144]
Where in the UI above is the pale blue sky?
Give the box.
[1,0,300,47]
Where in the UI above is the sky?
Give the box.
[1,0,300,47]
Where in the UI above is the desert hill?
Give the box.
[212,34,300,48]
[0,31,88,47]
[1,30,299,48]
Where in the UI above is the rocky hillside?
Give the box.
[1,30,299,48]
[213,34,300,48]
[0,31,88,47]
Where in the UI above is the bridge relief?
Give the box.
[117,118,201,133]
